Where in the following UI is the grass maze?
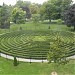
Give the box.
[0,30,75,59]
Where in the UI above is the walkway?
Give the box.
[0,53,48,62]
[0,53,75,63]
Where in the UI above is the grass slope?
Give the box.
[0,57,75,75]
[0,22,75,75]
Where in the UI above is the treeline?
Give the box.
[0,0,75,30]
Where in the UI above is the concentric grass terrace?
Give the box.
[0,29,75,59]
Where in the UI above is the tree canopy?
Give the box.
[12,7,26,24]
[0,0,74,29]
[63,4,75,30]
[39,0,72,22]
[0,3,10,29]
[47,34,69,64]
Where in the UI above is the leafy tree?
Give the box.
[63,4,75,30]
[12,7,26,24]
[21,6,31,19]
[32,14,40,26]
[0,3,10,29]
[39,4,46,22]
[45,3,56,22]
[48,0,72,9]
[61,0,73,11]
[40,0,72,21]
[29,3,39,14]
[47,0,72,19]
[39,2,56,22]
[15,0,31,19]
[47,34,69,71]
[7,5,13,22]
[15,0,31,7]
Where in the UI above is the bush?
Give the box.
[16,19,25,24]
[19,27,22,30]
[67,24,71,27]
[13,56,18,66]
[0,20,10,29]
[32,14,40,25]
[12,7,26,24]
[57,19,63,25]
[48,26,50,29]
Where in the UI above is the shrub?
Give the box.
[13,56,18,66]
[57,19,63,25]
[48,26,50,29]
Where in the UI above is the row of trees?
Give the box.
[40,0,72,22]
[0,0,75,30]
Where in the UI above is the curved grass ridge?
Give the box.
[0,30,75,59]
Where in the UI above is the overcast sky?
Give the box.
[0,0,75,5]
[0,0,48,5]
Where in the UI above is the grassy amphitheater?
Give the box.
[0,23,75,75]
[0,29,75,60]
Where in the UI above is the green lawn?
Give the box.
[10,22,74,31]
[0,57,75,75]
[0,22,74,34]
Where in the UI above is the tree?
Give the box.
[39,2,56,22]
[15,0,31,19]
[45,0,72,20]
[39,4,46,22]
[63,4,75,30]
[15,0,31,7]
[32,14,40,26]
[29,3,39,14]
[45,3,56,22]
[47,34,69,71]
[13,56,18,66]
[12,7,26,24]
[36,0,72,22]
[21,6,31,19]
[0,3,10,29]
